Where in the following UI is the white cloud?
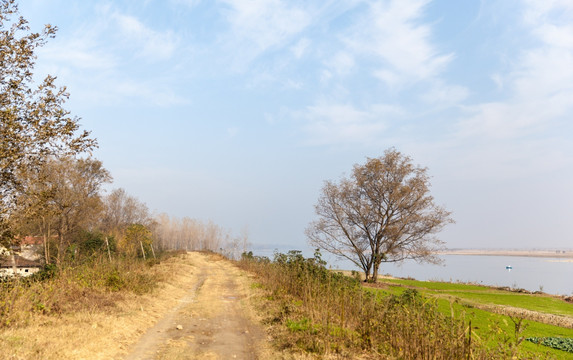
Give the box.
[421,81,469,107]
[40,40,117,71]
[171,0,202,8]
[36,6,187,108]
[320,69,333,83]
[291,38,311,59]
[490,73,504,91]
[112,79,188,107]
[457,1,573,140]
[113,13,178,61]
[299,102,402,146]
[294,0,465,146]
[345,0,453,86]
[324,51,355,76]
[219,0,312,69]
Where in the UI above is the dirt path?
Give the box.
[124,253,267,360]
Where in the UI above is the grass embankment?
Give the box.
[369,278,573,359]
[238,251,573,359]
[0,250,192,359]
[379,278,573,318]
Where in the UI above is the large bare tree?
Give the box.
[1,0,96,245]
[307,148,453,282]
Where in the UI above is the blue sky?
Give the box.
[18,0,573,251]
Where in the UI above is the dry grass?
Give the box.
[0,251,285,359]
[0,251,199,359]
[238,250,546,359]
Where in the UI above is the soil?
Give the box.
[440,249,573,259]
[124,252,267,360]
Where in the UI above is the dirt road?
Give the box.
[124,253,267,360]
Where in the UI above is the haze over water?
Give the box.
[330,255,573,296]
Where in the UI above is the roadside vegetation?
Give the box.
[0,249,176,328]
[239,250,573,359]
[370,278,573,358]
[0,251,203,359]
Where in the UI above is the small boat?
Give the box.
[505,265,513,270]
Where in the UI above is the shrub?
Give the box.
[238,250,536,359]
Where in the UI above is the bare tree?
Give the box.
[306,148,453,282]
[153,214,239,254]
[100,188,151,237]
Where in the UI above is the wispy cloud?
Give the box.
[218,0,312,70]
[40,39,117,71]
[299,102,402,146]
[290,37,311,59]
[38,5,186,107]
[298,0,462,146]
[344,0,452,87]
[323,51,355,77]
[421,81,469,106]
[113,13,179,61]
[457,1,573,140]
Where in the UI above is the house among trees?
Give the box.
[0,236,44,277]
[15,236,44,260]
[0,254,42,277]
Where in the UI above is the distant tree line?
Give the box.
[154,215,249,258]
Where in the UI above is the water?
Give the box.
[328,254,573,296]
[250,247,573,296]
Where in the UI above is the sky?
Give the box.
[15,0,573,252]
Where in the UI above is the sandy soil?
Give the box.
[441,249,573,258]
[123,252,268,360]
[0,252,271,360]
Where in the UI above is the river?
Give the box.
[251,247,573,296]
[328,254,573,296]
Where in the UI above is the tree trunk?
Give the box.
[372,263,380,283]
[105,237,112,262]
[57,229,66,265]
[42,216,51,265]
[363,267,372,282]
[43,233,49,265]
[140,241,146,260]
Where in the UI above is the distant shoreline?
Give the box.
[441,249,573,259]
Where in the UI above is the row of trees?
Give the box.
[0,1,242,267]
[11,157,111,263]
[154,214,250,259]
[4,151,244,264]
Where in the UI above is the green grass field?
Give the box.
[380,278,573,316]
[372,278,573,359]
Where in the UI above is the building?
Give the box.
[0,254,43,277]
